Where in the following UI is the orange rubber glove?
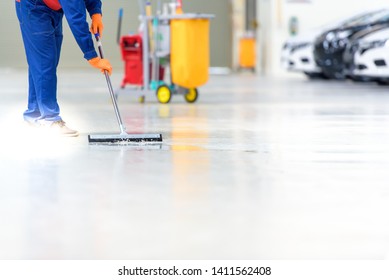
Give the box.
[90,13,104,37]
[88,57,112,75]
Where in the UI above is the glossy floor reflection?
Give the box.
[1,69,389,259]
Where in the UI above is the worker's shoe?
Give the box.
[48,120,79,137]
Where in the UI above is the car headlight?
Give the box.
[325,30,351,41]
[361,39,389,50]
[290,42,310,52]
[326,32,335,41]
[373,39,389,48]
[338,38,349,48]
[323,30,352,50]
[335,30,352,40]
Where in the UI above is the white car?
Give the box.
[352,27,389,82]
[282,8,389,78]
[281,31,323,78]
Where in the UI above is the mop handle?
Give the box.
[94,34,127,135]
[117,8,123,45]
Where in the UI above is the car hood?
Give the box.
[317,21,389,43]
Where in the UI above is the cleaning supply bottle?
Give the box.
[175,0,183,14]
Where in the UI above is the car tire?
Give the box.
[376,79,389,86]
[304,72,329,80]
[349,75,372,82]
[322,70,346,80]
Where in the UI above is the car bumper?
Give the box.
[353,46,389,77]
[281,45,322,73]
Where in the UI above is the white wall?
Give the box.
[258,0,389,76]
[0,0,232,69]
[231,0,246,70]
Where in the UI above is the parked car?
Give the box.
[281,30,324,79]
[342,24,389,81]
[313,9,389,79]
[282,8,389,79]
[352,27,389,84]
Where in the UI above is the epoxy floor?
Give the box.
[1,69,389,260]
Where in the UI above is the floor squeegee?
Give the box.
[88,34,163,144]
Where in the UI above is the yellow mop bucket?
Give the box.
[170,15,211,89]
[239,37,256,68]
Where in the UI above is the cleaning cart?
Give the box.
[118,0,214,104]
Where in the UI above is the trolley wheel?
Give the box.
[138,95,145,103]
[156,85,172,104]
[184,88,198,103]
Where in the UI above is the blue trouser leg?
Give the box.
[16,0,64,123]
[24,68,41,120]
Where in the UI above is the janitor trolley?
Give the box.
[117,0,214,103]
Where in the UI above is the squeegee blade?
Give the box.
[88,134,163,143]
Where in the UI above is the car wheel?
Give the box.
[376,79,389,86]
[322,70,346,80]
[349,75,372,83]
[304,72,329,80]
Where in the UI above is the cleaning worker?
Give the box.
[15,0,113,137]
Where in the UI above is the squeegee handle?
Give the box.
[94,33,127,135]
[95,33,105,58]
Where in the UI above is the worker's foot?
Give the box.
[25,120,40,128]
[25,119,79,137]
[49,120,79,137]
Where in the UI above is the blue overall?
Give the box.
[15,0,102,124]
